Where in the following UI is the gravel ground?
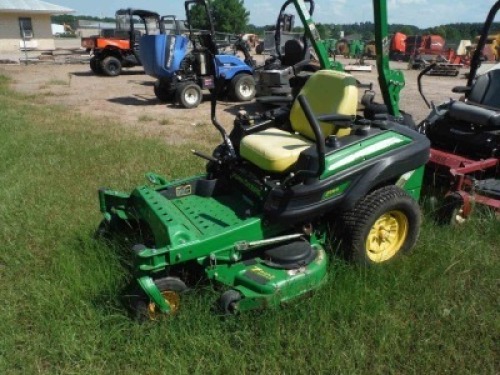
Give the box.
[0,56,469,145]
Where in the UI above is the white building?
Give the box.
[0,0,73,53]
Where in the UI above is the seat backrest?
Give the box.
[281,39,304,67]
[468,68,500,109]
[289,70,358,140]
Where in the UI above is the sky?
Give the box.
[51,0,496,28]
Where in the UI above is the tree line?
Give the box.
[53,0,499,44]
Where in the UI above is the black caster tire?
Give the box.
[218,289,241,315]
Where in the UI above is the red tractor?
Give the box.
[81,9,161,76]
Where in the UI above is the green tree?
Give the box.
[187,3,211,31]
[187,0,249,33]
[398,26,415,36]
[212,0,249,33]
[427,26,446,38]
[315,23,331,39]
[445,27,461,43]
[362,31,374,41]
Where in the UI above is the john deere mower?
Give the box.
[97,0,430,318]
[417,0,500,224]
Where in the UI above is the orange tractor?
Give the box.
[399,34,462,76]
[81,8,161,76]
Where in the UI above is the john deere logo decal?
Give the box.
[175,184,192,197]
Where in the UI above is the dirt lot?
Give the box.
[0,57,467,145]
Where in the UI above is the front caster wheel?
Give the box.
[218,289,241,315]
[230,74,256,102]
[341,185,421,266]
[176,82,202,108]
[436,193,469,226]
[131,277,188,321]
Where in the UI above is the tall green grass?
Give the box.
[0,75,498,374]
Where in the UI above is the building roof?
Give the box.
[0,0,73,14]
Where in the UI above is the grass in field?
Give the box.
[138,114,155,122]
[0,74,498,374]
[39,78,70,90]
[159,118,172,126]
[46,78,69,86]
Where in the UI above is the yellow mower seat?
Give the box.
[239,128,313,172]
[240,70,358,173]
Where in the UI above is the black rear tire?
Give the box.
[175,82,202,108]
[101,56,122,77]
[154,80,174,102]
[90,57,102,74]
[255,43,264,55]
[341,185,421,266]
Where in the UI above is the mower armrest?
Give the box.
[316,114,355,128]
[449,100,500,128]
[291,59,311,75]
[452,86,471,94]
[243,119,275,135]
[256,95,293,106]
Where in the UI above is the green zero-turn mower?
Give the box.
[97,0,430,319]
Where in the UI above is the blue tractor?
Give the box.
[139,1,255,109]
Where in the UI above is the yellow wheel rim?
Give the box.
[147,291,180,320]
[365,210,408,263]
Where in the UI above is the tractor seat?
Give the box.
[468,68,500,109]
[448,69,500,128]
[240,70,358,173]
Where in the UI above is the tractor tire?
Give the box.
[131,277,188,321]
[176,82,202,108]
[100,56,122,77]
[230,74,256,102]
[341,185,421,266]
[153,80,174,102]
[255,43,264,55]
[89,57,102,75]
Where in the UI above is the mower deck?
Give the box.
[100,176,329,314]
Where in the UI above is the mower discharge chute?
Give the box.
[97,0,430,319]
[417,0,500,224]
[139,1,255,108]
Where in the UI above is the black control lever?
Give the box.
[316,114,355,127]
[191,149,221,164]
[243,119,275,135]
